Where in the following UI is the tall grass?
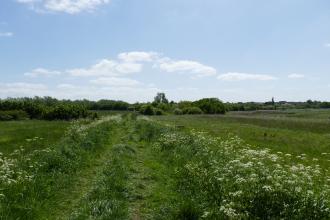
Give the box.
[0,120,69,155]
[0,118,114,219]
[154,114,330,170]
[1,116,329,219]
[137,119,330,219]
[70,143,135,220]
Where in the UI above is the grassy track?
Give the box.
[68,117,177,219]
[46,127,122,219]
[127,130,176,219]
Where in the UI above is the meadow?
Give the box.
[0,120,70,155]
[0,110,329,219]
[154,109,330,170]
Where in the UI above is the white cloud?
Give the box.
[217,72,277,81]
[115,62,142,74]
[16,51,221,101]
[24,68,61,77]
[52,84,160,102]
[288,73,305,79]
[118,51,159,63]
[24,51,217,79]
[324,43,330,48]
[67,59,118,77]
[0,81,160,102]
[159,60,217,77]
[0,32,13,37]
[0,82,48,98]
[57,83,78,89]
[16,0,110,14]
[67,59,142,77]
[90,77,141,87]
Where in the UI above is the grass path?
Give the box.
[126,123,177,220]
[42,118,177,219]
[43,127,121,219]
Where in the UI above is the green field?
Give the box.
[0,120,70,155]
[0,111,329,219]
[154,110,330,170]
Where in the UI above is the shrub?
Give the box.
[0,97,90,121]
[139,105,155,115]
[154,108,164,115]
[43,105,88,120]
[173,108,183,115]
[193,98,226,114]
[182,107,203,115]
[178,101,193,109]
[0,110,29,121]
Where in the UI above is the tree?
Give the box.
[193,98,226,114]
[139,104,155,115]
[153,93,168,104]
[272,97,276,110]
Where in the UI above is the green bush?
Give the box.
[0,110,29,121]
[154,108,164,115]
[193,98,226,114]
[43,105,88,120]
[173,108,183,115]
[182,107,203,115]
[139,105,155,115]
[0,97,90,121]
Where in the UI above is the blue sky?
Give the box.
[1,0,330,102]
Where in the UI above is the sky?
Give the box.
[1,0,330,103]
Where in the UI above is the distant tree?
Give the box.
[305,99,315,108]
[139,104,155,115]
[173,108,183,115]
[193,98,226,114]
[178,101,193,109]
[320,102,330,108]
[154,108,164,115]
[154,93,169,104]
[182,107,203,115]
[272,97,276,110]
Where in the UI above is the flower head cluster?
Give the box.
[157,130,330,219]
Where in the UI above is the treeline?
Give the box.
[135,96,226,116]
[1,94,330,120]
[227,99,330,111]
[0,95,228,120]
[0,97,90,121]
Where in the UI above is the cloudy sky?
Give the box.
[1,0,330,102]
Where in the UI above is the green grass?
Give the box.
[229,108,330,119]
[90,110,131,117]
[154,110,330,170]
[1,112,329,219]
[0,120,70,155]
